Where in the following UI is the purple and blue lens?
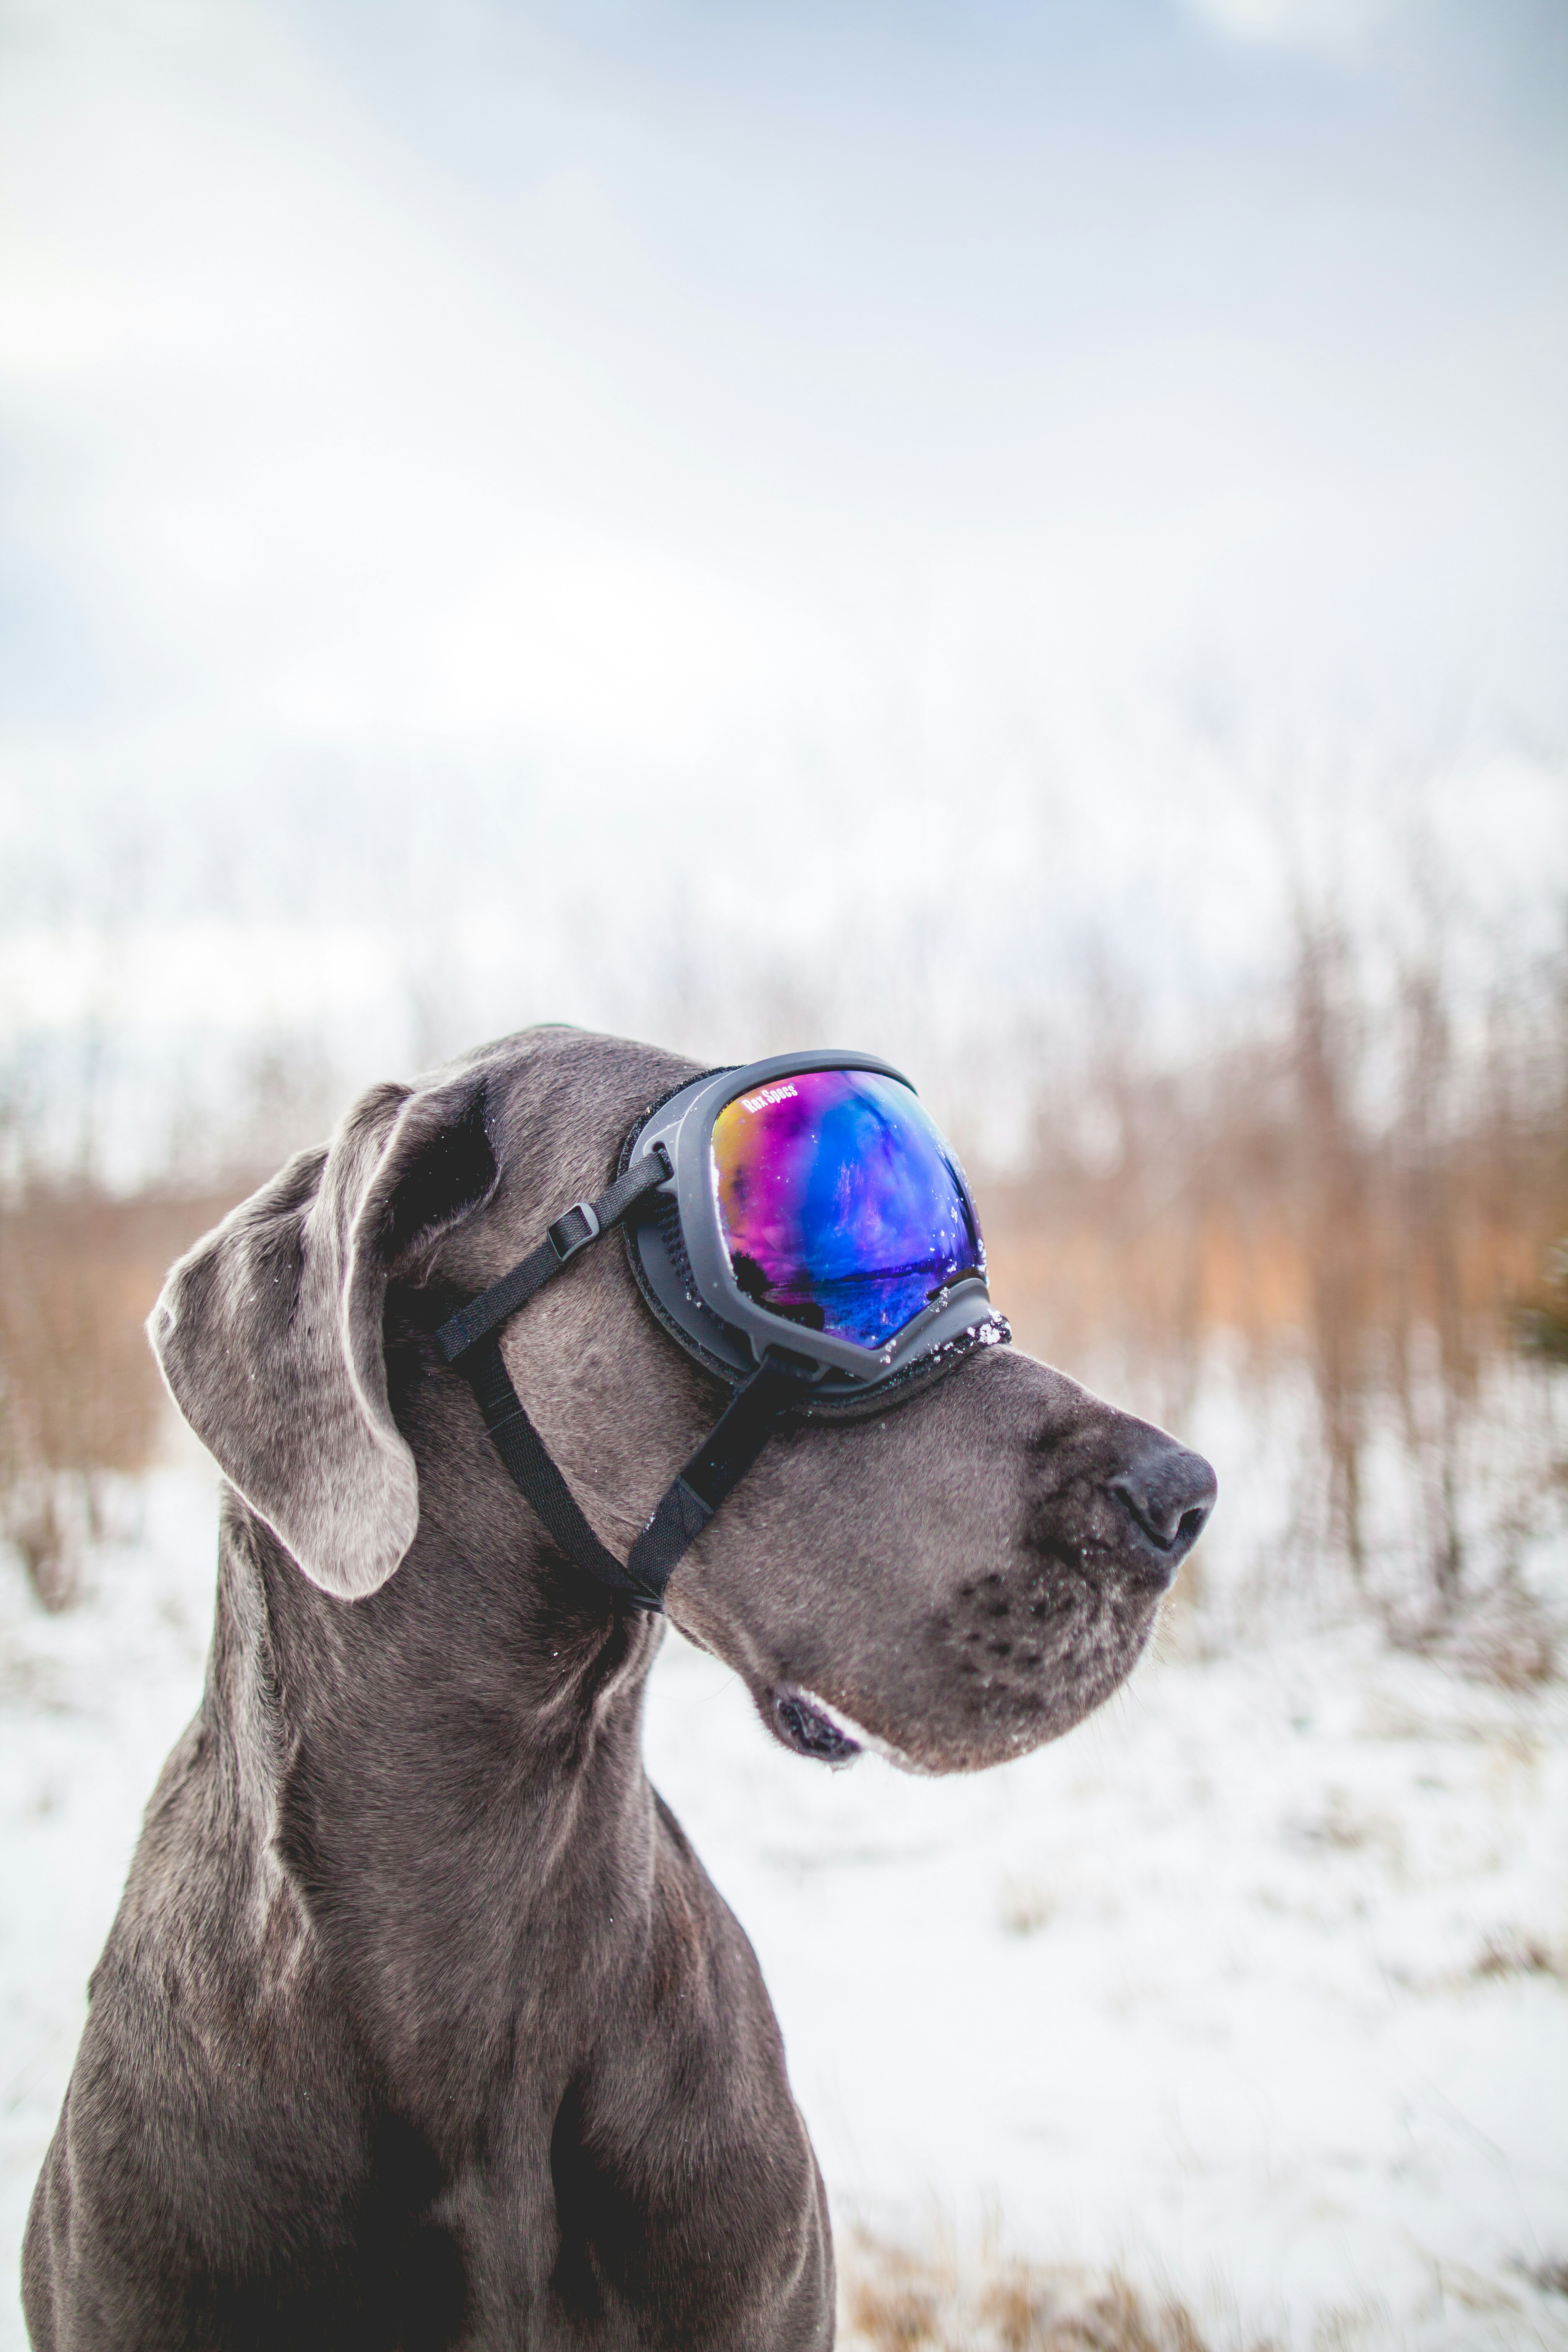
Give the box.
[709,1068,985,1349]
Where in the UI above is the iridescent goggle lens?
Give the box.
[709,1068,985,1350]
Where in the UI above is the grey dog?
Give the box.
[23,1027,1215,2351]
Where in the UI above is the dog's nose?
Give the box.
[1109,1439,1217,1574]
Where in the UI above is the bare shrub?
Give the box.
[982,914,1568,1621]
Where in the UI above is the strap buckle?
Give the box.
[547,1200,602,1263]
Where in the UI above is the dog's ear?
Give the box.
[148,1074,498,1600]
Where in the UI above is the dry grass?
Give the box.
[1473,1928,1567,1984]
[0,1184,237,1604]
[1392,1569,1560,1690]
[997,1877,1054,1938]
[0,1030,337,1604]
[839,2230,1269,2352]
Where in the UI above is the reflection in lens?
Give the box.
[709,1069,985,1348]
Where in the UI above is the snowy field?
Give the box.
[3,1462,1566,2350]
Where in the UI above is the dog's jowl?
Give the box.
[23,1029,1215,2352]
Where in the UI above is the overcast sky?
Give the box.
[1,0,1564,1112]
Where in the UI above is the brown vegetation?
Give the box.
[839,2229,1266,2352]
[0,1184,236,1605]
[981,920,1568,1614]
[1,910,1564,1627]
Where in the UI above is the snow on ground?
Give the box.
[3,1464,1566,2350]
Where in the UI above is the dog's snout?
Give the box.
[1109,1439,1217,1574]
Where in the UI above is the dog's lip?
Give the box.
[769,1685,862,1766]
[765,1683,928,1773]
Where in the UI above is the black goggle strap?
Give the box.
[622,1351,815,1594]
[458,1335,655,1601]
[435,1148,810,1612]
[434,1149,673,1363]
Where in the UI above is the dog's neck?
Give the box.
[206,1411,666,2103]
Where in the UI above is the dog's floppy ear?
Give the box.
[149,1073,498,1600]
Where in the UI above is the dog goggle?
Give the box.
[437,1051,1008,1611]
